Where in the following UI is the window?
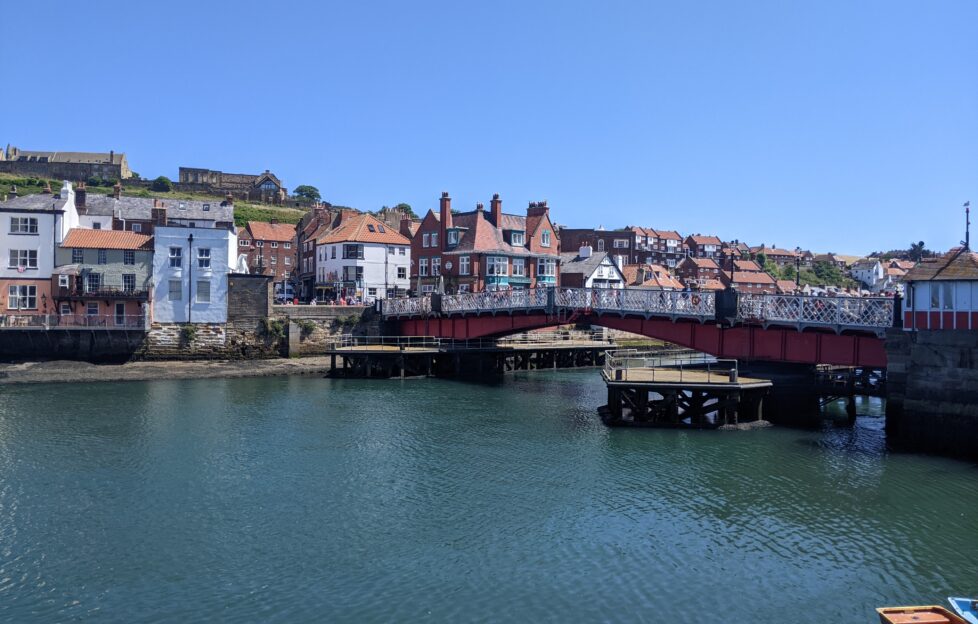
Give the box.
[597,239,605,252]
[86,302,99,317]
[131,223,142,233]
[72,249,84,263]
[8,249,37,269]
[284,257,291,266]
[239,239,250,246]
[342,266,364,281]
[942,283,954,310]
[377,225,386,233]
[123,274,136,292]
[343,244,364,259]
[86,273,101,292]
[202,203,210,212]
[7,285,37,310]
[432,257,441,276]
[367,287,377,296]
[512,258,526,277]
[9,217,38,234]
[271,256,277,265]
[197,248,211,269]
[419,258,428,276]
[398,247,406,255]
[256,241,264,247]
[58,274,69,288]
[179,203,187,211]
[541,230,551,247]
[537,258,557,277]
[487,256,508,276]
[169,247,182,268]
[459,255,470,275]
[97,249,107,264]
[122,250,135,265]
[510,232,524,246]
[331,246,336,259]
[397,267,407,279]
[613,239,629,249]
[431,232,439,247]
[284,242,291,249]
[367,224,376,233]
[271,242,279,248]
[60,303,70,315]
[168,280,182,301]
[422,233,430,248]
[388,246,395,255]
[92,222,102,230]
[458,284,470,293]
[196,280,211,303]
[448,230,459,245]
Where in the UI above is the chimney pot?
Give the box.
[492,193,500,200]
[441,191,449,198]
[476,202,484,210]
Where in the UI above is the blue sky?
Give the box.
[1,0,975,254]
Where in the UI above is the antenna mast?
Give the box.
[966,201,972,250]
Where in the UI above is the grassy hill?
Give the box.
[0,173,308,227]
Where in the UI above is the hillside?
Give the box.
[0,173,307,227]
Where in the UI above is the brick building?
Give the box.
[236,220,297,295]
[412,193,561,294]
[676,256,722,288]
[684,234,723,259]
[558,227,633,268]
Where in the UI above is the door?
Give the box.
[115,302,125,326]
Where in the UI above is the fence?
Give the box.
[603,348,738,383]
[0,314,148,329]
[737,294,895,330]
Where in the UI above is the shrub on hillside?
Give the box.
[151,176,173,192]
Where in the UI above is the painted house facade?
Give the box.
[0,182,79,314]
[413,193,561,294]
[152,224,236,324]
[315,212,411,302]
[53,228,153,326]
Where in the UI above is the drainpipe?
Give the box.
[187,232,194,323]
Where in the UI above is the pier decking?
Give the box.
[601,350,772,428]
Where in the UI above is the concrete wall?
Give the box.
[885,329,978,460]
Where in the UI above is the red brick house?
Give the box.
[628,227,685,268]
[676,257,722,288]
[237,220,297,294]
[412,192,561,294]
[720,270,778,294]
[684,234,723,259]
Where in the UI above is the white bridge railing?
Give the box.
[737,294,895,330]
[381,287,896,333]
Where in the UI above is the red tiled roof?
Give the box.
[750,246,799,257]
[776,279,799,293]
[727,271,776,285]
[651,229,682,240]
[621,264,684,289]
[317,213,411,245]
[61,228,153,250]
[681,257,721,269]
[698,278,726,291]
[687,235,722,245]
[247,221,296,242]
[734,260,762,272]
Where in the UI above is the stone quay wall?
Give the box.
[885,329,978,460]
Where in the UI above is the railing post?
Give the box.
[893,293,903,329]
[431,293,442,314]
[547,286,555,315]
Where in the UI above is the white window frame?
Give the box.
[7,284,37,309]
[422,233,430,248]
[8,249,38,269]
[541,230,551,247]
[487,256,508,276]
[432,257,441,276]
[459,255,470,276]
[510,232,525,246]
[197,248,211,269]
[9,217,38,234]
[168,279,182,301]
[419,258,428,276]
[169,247,182,268]
[512,258,526,277]
[196,280,211,303]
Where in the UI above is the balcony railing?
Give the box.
[55,287,150,300]
[0,314,148,330]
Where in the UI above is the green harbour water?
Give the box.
[0,370,975,623]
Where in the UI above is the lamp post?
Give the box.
[187,232,194,323]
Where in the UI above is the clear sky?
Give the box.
[1,0,975,254]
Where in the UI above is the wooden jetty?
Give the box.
[600,350,772,428]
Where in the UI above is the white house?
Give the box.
[850,258,886,291]
[0,181,79,314]
[152,224,236,324]
[314,213,411,303]
[559,247,625,288]
[902,249,978,330]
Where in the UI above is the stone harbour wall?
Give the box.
[137,322,286,360]
[885,328,978,460]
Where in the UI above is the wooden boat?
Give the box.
[877,605,968,624]
[948,598,978,624]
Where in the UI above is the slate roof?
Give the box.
[560,250,612,276]
[163,197,234,222]
[81,194,233,222]
[61,228,153,250]
[246,221,296,242]
[0,193,71,212]
[82,194,154,219]
[317,213,410,245]
[903,249,978,281]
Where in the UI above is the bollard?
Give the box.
[729,368,738,382]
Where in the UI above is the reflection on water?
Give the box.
[0,371,974,623]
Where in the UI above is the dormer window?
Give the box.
[179,203,187,211]
[510,231,524,246]
[203,203,210,211]
[447,230,459,245]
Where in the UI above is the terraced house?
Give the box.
[412,192,561,294]
[53,229,153,326]
[237,220,297,297]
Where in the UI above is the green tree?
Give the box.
[909,241,926,262]
[293,185,321,201]
[150,176,173,192]
[394,202,418,219]
[756,252,767,268]
[782,264,797,281]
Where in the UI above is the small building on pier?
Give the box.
[902,248,978,330]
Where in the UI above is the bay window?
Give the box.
[486,256,508,276]
[537,258,557,277]
[512,258,526,277]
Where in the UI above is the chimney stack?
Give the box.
[490,193,502,227]
[113,182,122,200]
[439,191,452,245]
[526,199,549,218]
[76,181,87,210]
[109,150,114,163]
[270,218,279,225]
[225,191,234,206]
[42,181,53,194]
[9,184,17,198]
